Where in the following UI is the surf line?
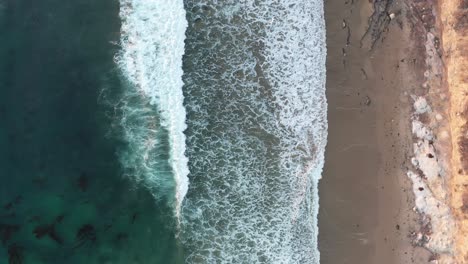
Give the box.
[116,0,189,221]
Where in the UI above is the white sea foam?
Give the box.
[181,0,327,262]
[116,0,189,219]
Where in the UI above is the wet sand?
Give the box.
[318,0,434,263]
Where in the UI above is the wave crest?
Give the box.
[116,0,189,219]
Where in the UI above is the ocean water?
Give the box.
[1,0,326,263]
[0,0,181,263]
[115,0,189,219]
[180,1,327,262]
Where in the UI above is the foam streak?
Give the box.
[116,0,189,218]
[181,0,327,262]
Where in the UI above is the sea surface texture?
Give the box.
[0,0,181,263]
[116,0,189,219]
[0,0,326,263]
[179,1,327,263]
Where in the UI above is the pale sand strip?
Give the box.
[439,0,468,262]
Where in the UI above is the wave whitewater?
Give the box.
[115,0,189,219]
[180,0,327,263]
[115,0,327,262]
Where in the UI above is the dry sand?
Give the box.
[317,0,455,263]
[439,0,468,262]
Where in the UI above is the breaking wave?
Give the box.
[115,0,189,219]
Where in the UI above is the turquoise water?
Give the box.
[0,1,182,263]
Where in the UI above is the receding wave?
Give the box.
[180,0,327,263]
[115,0,189,219]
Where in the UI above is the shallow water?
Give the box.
[179,1,327,263]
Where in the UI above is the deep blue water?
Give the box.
[0,1,182,263]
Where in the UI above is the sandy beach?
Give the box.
[318,0,451,263]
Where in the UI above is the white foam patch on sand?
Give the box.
[116,0,189,218]
[412,120,433,141]
[413,96,432,114]
[409,96,455,254]
[407,171,455,253]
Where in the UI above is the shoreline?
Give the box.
[320,0,468,262]
[318,0,452,263]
